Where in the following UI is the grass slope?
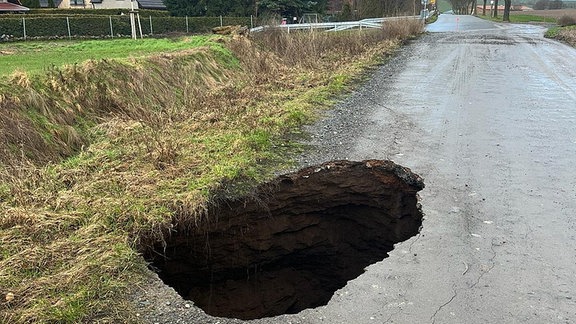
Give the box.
[0,20,424,323]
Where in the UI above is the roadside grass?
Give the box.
[546,25,576,46]
[0,37,219,76]
[0,20,424,323]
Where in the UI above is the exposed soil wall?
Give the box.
[149,160,424,320]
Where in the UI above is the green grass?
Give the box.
[0,36,219,76]
[480,13,557,23]
[545,25,576,46]
[508,14,557,23]
[546,26,562,37]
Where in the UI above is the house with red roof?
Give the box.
[0,0,30,13]
[34,0,165,10]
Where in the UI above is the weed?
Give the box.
[558,15,576,27]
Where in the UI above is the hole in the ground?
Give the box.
[147,160,424,320]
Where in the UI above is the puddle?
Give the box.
[147,160,424,320]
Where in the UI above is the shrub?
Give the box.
[0,16,251,39]
[533,0,549,9]
[558,15,576,26]
[27,8,169,16]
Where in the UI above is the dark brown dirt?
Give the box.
[147,160,424,320]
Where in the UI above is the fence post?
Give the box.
[186,16,189,33]
[220,15,223,27]
[109,16,114,38]
[137,13,143,38]
[66,17,71,39]
[250,15,253,29]
[149,16,153,35]
[22,17,26,41]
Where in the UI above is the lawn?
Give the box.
[511,8,576,20]
[0,37,216,76]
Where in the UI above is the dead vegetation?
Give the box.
[0,20,423,323]
[555,26,576,45]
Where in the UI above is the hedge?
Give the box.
[0,16,252,39]
[26,8,170,16]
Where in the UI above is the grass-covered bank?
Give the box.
[0,38,223,76]
[0,20,423,323]
[546,25,576,46]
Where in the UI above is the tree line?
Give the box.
[14,0,422,21]
[164,0,421,19]
[164,0,328,18]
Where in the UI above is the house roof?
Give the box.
[137,0,165,10]
[0,2,29,11]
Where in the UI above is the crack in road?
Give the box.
[429,284,458,324]
[470,238,498,289]
[429,237,499,323]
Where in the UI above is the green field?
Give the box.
[479,13,557,23]
[509,14,556,23]
[0,37,216,76]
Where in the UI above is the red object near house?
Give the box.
[0,0,30,12]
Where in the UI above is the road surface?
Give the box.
[294,14,576,324]
[137,15,576,324]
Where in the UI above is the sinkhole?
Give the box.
[147,160,425,320]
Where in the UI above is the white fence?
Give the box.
[250,16,422,33]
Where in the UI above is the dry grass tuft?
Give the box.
[9,71,31,89]
[383,19,425,40]
[0,23,423,323]
[558,28,576,45]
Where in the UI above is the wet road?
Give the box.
[292,14,576,323]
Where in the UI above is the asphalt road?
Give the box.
[293,14,576,324]
[137,15,576,324]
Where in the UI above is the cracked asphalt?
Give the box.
[297,15,576,323]
[136,15,576,324]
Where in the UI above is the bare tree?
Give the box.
[470,0,476,14]
[493,0,498,17]
[502,0,511,21]
[450,0,475,14]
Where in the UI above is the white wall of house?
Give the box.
[90,0,133,9]
[57,0,89,8]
